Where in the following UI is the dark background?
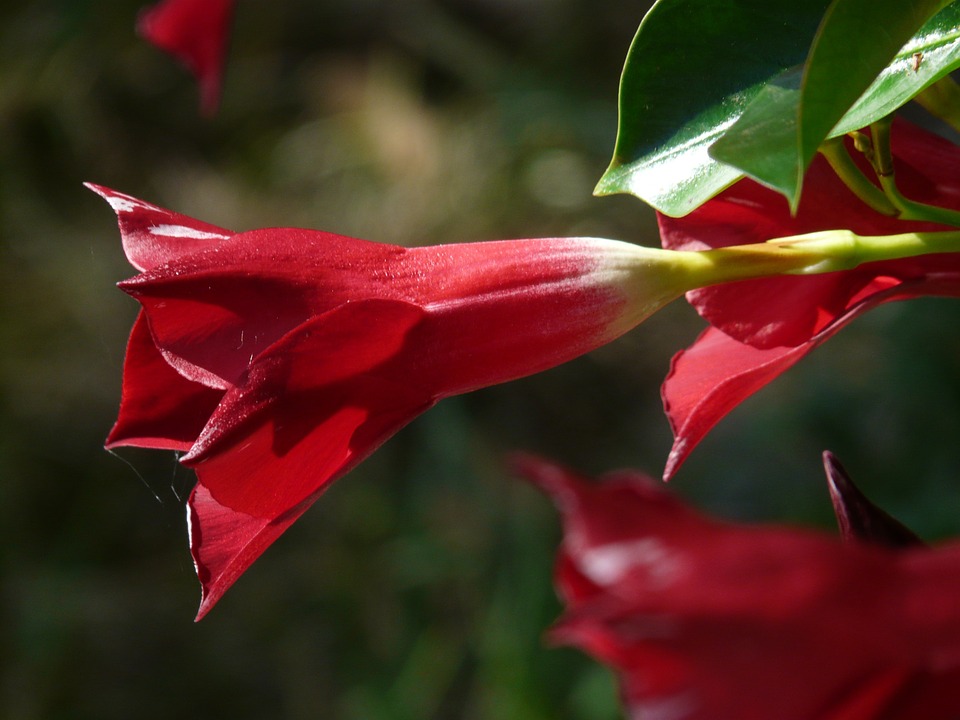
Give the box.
[3,1,960,718]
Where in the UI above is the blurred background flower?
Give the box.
[2,1,960,718]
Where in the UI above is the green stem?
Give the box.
[675,229,960,289]
[870,117,960,227]
[876,173,960,226]
[772,229,960,274]
[914,76,960,134]
[818,138,897,217]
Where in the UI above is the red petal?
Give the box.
[658,119,960,349]
[118,228,406,387]
[823,452,923,549]
[661,325,815,481]
[119,231,633,393]
[519,456,960,720]
[184,299,430,505]
[137,0,235,115]
[877,667,960,719]
[85,183,232,272]
[181,301,435,615]
[188,482,308,621]
[106,312,224,451]
[661,276,960,480]
[188,380,434,617]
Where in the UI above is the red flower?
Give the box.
[90,184,690,618]
[659,120,960,479]
[516,454,960,720]
[138,0,235,115]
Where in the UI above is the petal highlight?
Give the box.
[86,183,232,272]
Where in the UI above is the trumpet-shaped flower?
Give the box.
[138,0,235,115]
[516,454,960,720]
[659,120,960,479]
[90,183,724,618]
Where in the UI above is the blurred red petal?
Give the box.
[518,455,960,720]
[823,452,923,549]
[137,0,235,115]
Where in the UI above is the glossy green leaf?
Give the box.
[711,0,958,209]
[832,3,960,133]
[703,68,803,207]
[600,0,960,217]
[595,0,830,217]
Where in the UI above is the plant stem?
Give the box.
[870,117,960,227]
[870,115,896,176]
[818,138,897,217]
[773,229,960,274]
[676,229,960,288]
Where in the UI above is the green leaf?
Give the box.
[703,68,804,207]
[599,0,960,217]
[832,3,960,133]
[711,0,958,210]
[595,0,830,217]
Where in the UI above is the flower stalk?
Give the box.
[817,137,898,217]
[870,116,960,227]
[669,229,960,288]
[819,119,960,227]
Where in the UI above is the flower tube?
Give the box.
[91,184,726,617]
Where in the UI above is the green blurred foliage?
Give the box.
[2,1,960,719]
